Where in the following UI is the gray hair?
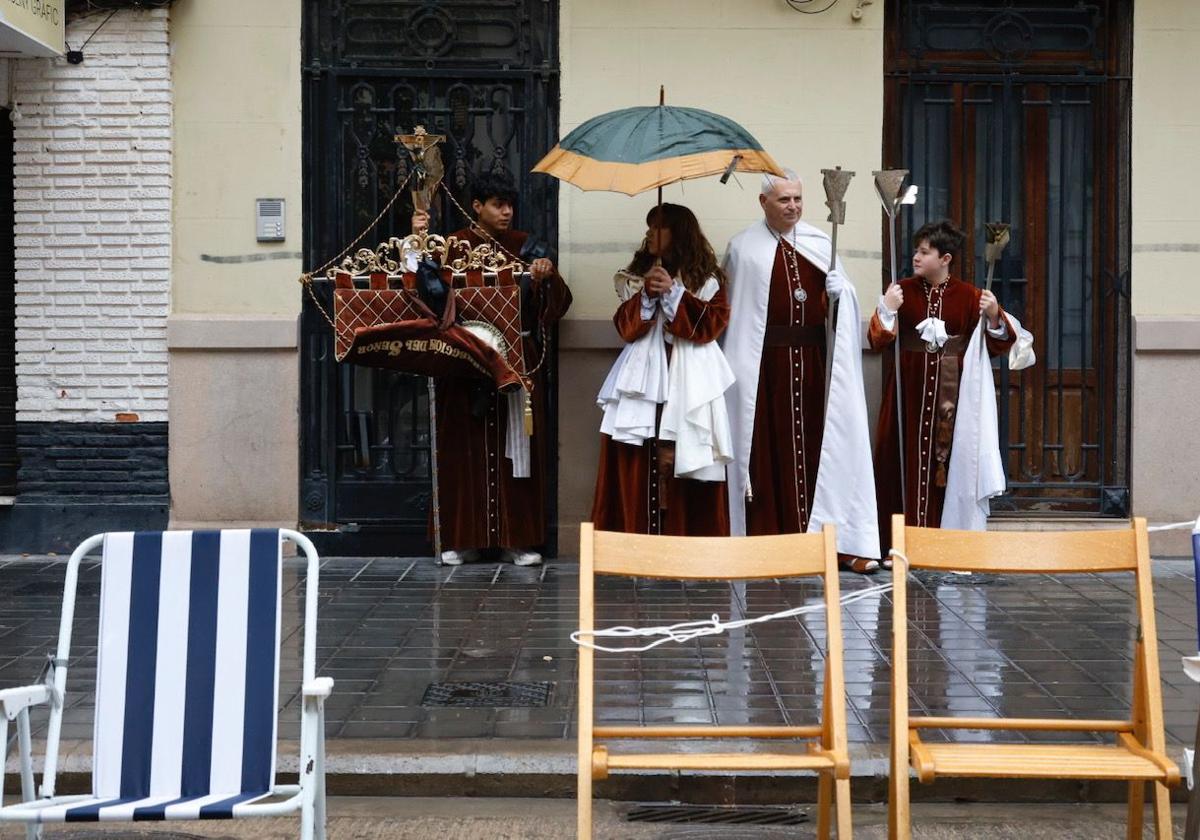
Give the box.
[761,168,803,196]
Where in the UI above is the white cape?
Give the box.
[597,276,735,480]
[721,220,880,558]
[941,313,1034,530]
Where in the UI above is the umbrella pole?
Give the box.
[657,86,664,237]
[654,86,664,266]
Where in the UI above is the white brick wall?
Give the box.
[12,9,170,422]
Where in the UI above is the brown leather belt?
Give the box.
[898,330,970,487]
[763,324,826,347]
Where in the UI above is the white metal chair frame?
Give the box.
[0,529,332,840]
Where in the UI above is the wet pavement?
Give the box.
[1,555,1198,748]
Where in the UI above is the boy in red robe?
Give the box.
[869,220,1016,554]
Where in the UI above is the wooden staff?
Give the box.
[397,126,447,562]
[983,222,1011,292]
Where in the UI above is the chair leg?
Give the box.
[1127,780,1145,840]
[1151,781,1172,839]
[834,776,853,839]
[577,765,592,840]
[889,756,911,839]
[16,709,40,840]
[314,702,328,840]
[301,797,315,840]
[301,697,316,840]
[816,770,832,840]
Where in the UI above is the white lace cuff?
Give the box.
[876,297,897,331]
[659,282,685,322]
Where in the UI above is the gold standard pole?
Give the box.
[872,170,919,516]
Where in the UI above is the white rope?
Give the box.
[1147,518,1200,533]
[571,579,894,654]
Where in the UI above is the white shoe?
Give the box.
[439,549,480,566]
[503,548,542,567]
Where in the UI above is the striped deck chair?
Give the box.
[0,529,332,840]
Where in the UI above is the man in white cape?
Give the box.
[721,170,881,572]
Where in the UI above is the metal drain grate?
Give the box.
[421,680,554,708]
[916,571,1010,587]
[624,804,808,826]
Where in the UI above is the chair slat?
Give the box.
[603,751,835,772]
[902,525,1138,573]
[591,529,826,579]
[915,743,1171,781]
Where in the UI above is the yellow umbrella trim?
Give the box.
[532,146,786,197]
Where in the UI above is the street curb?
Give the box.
[6,739,1190,803]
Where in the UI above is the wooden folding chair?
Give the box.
[888,515,1180,839]
[577,523,853,839]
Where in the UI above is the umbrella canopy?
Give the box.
[533,105,784,196]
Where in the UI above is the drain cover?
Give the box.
[916,571,1009,587]
[624,804,808,826]
[421,680,554,708]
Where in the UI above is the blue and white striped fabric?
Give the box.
[40,530,283,822]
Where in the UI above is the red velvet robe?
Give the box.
[431,226,572,551]
[869,276,1015,553]
[590,286,731,536]
[744,242,830,536]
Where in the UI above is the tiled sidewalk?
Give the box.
[0,557,1197,747]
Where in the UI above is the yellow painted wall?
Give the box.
[1131,0,1200,316]
[171,0,302,315]
[557,0,885,321]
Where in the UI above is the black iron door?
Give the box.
[885,1,1132,516]
[301,0,560,553]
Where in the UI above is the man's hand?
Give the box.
[882,282,904,313]
[825,268,846,298]
[979,289,1001,327]
[529,258,554,282]
[642,265,674,298]
[411,209,430,235]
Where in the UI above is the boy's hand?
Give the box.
[882,282,904,313]
[411,209,430,235]
[643,265,673,298]
[979,289,1001,326]
[529,258,554,282]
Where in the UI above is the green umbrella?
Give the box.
[533,101,784,196]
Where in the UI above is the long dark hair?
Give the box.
[626,203,725,292]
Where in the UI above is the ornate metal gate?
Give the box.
[301,0,560,553]
[885,1,1132,516]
